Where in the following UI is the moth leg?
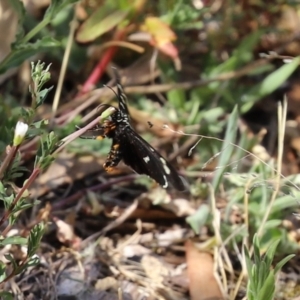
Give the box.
[103,141,122,173]
[79,134,106,140]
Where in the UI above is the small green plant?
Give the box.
[0,61,56,297]
[244,234,294,300]
[0,0,77,74]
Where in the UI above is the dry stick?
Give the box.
[51,56,271,125]
[51,13,77,119]
[112,57,272,95]
[80,200,139,247]
[235,101,287,294]
[243,178,255,249]
[51,109,116,155]
[231,241,246,300]
[51,174,138,210]
[165,124,300,194]
[0,145,18,180]
[55,84,114,125]
[98,40,144,53]
[58,43,143,124]
[54,50,297,123]
[234,178,256,297]
[169,135,201,161]
[256,98,287,241]
[216,224,247,299]
[209,184,228,298]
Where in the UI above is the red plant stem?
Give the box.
[79,29,127,96]
[0,146,18,180]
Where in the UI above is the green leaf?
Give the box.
[241,56,300,113]
[76,8,129,43]
[0,261,7,282]
[0,236,27,246]
[244,245,253,276]
[186,204,210,234]
[9,0,26,41]
[263,219,282,231]
[167,88,186,109]
[211,30,262,75]
[44,0,78,20]
[253,235,261,266]
[263,238,280,267]
[9,0,26,16]
[0,291,14,300]
[270,194,299,214]
[273,254,295,274]
[3,254,18,270]
[25,255,40,267]
[27,223,45,257]
[0,37,61,74]
[257,272,275,300]
[212,105,239,191]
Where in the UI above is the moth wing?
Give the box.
[119,127,185,191]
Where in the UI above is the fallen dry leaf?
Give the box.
[122,244,151,258]
[162,198,196,217]
[141,255,169,285]
[53,214,81,247]
[156,227,186,247]
[30,152,103,198]
[140,16,178,59]
[95,276,118,291]
[185,240,224,300]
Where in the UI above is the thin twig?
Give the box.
[51,12,78,118]
[256,98,287,239]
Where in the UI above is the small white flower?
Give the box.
[13,121,29,146]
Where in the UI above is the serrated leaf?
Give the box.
[27,223,45,256]
[76,8,129,43]
[0,37,61,74]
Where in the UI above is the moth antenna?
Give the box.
[103,84,119,99]
[111,66,121,84]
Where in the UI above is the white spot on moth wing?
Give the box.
[143,156,150,163]
[160,158,171,175]
[162,175,168,188]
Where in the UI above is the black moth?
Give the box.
[89,71,185,191]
